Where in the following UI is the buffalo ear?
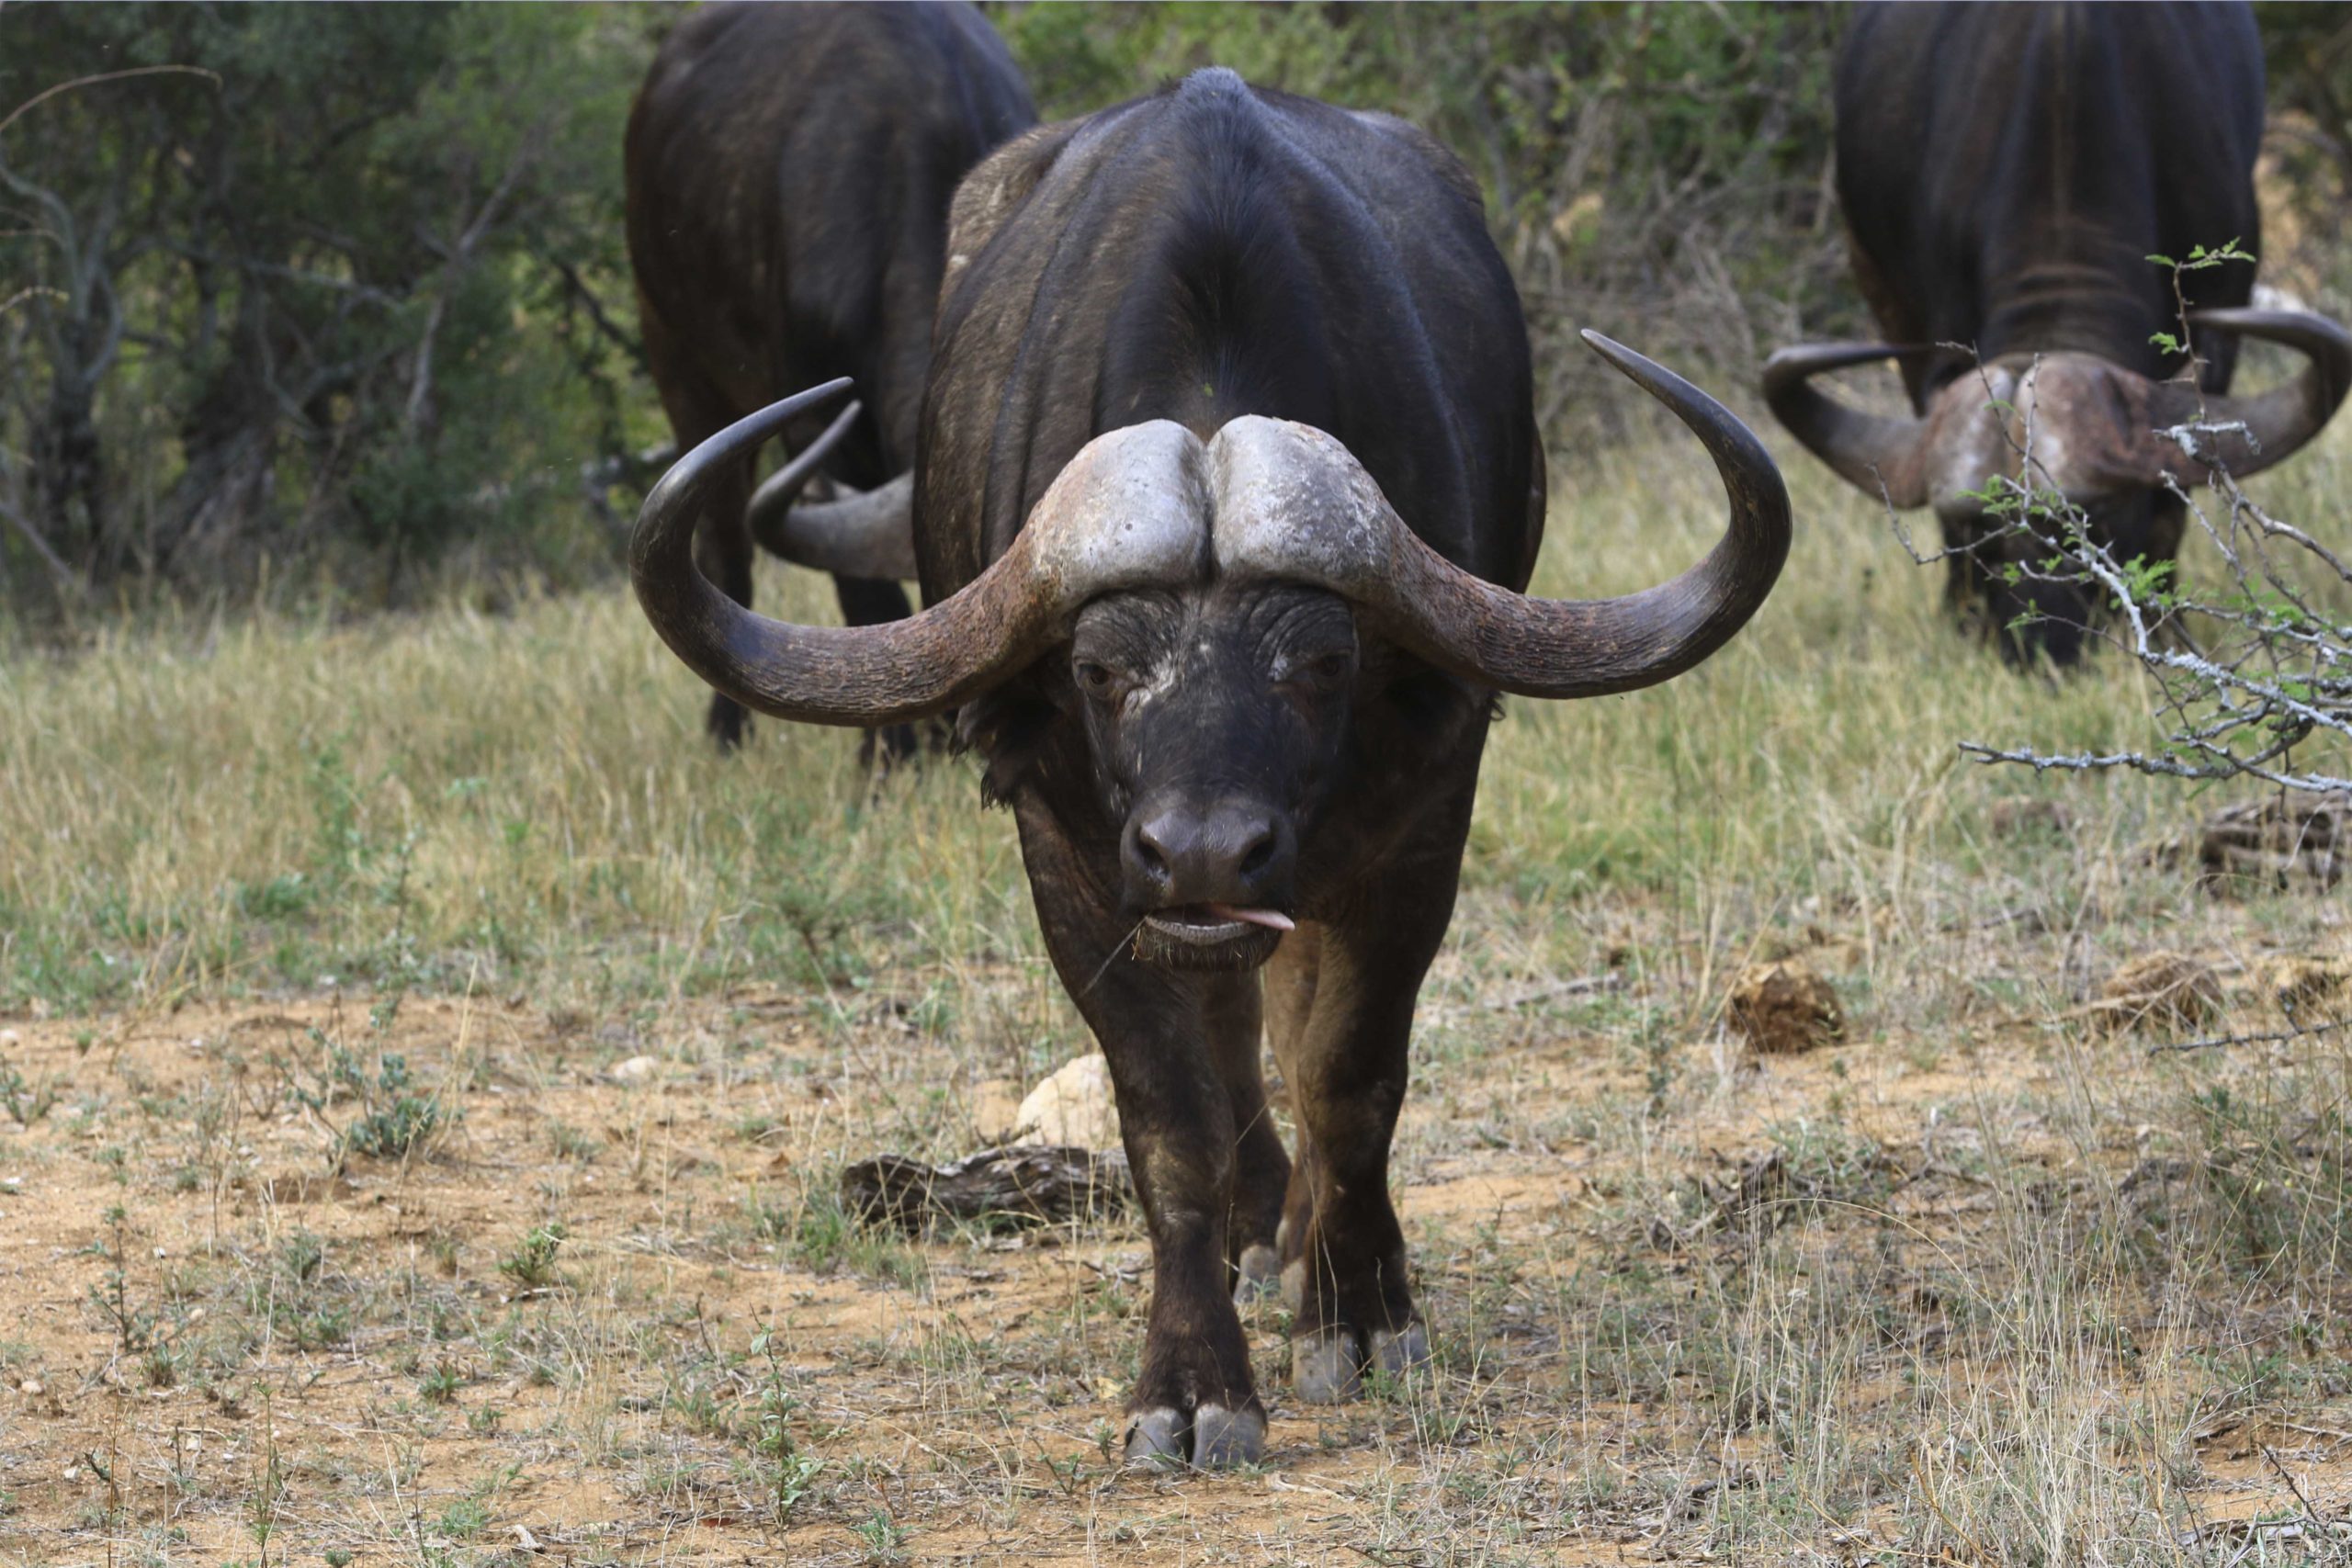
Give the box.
[956,683,1061,807]
[1384,665,1494,740]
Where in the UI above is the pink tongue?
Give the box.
[1204,903,1295,931]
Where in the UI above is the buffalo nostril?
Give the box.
[1126,815,1182,896]
[1133,819,1178,874]
[1133,833,1169,877]
[1238,830,1276,879]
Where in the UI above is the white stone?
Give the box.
[1015,1054,1121,1151]
[610,1055,661,1084]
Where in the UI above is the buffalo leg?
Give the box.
[1207,969,1289,1303]
[834,575,923,766]
[1014,804,1263,1470]
[1247,927,1322,1303]
[1272,795,1474,1402]
[641,305,758,750]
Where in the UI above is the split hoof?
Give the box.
[1233,1244,1282,1305]
[1122,1404,1265,1471]
[1124,1407,1189,1469]
[1190,1403,1266,1469]
[1293,1327,1363,1404]
[1371,1322,1430,1378]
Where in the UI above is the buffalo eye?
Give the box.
[1073,660,1119,699]
[1285,651,1353,691]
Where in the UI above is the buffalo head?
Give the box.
[1766,310,2351,661]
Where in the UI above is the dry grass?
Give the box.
[1,413,2350,1565]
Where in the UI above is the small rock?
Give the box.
[2096,952,2222,1035]
[1728,960,1844,1054]
[19,1379,41,1396]
[610,1055,661,1084]
[1016,1055,1121,1150]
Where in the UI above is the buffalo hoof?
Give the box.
[1370,1322,1430,1379]
[1234,1244,1282,1305]
[1123,1404,1265,1471]
[1293,1321,1430,1403]
[1191,1404,1266,1469]
[1293,1327,1363,1404]
[1125,1407,1189,1469]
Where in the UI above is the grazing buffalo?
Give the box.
[1767,1,2350,663]
[633,71,1789,1468]
[624,1,1035,747]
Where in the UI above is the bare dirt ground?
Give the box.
[5,894,2350,1566]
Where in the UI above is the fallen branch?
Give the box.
[2143,1011,2352,1056]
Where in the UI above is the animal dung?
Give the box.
[1015,1053,1121,1151]
[2189,792,2346,893]
[1728,960,1844,1054]
[840,1145,1130,1235]
[2094,951,2222,1035]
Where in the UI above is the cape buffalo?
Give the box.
[1767,1,2350,663]
[633,71,1789,1469]
[624,1,1035,747]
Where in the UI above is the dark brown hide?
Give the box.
[624,1,1033,745]
[918,73,1770,1464]
[1770,2,2350,663]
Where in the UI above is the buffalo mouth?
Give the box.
[1133,904,1292,971]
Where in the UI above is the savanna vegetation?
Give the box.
[4,6,2352,1566]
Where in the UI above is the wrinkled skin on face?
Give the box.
[1069,584,1357,970]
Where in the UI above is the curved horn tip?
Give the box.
[1762,342,1941,377]
[1577,328,1649,379]
[640,377,856,497]
[1579,330,1707,409]
[753,397,864,510]
[631,376,858,581]
[2187,307,2352,375]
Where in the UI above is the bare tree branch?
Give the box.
[0,65,220,141]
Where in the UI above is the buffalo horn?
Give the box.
[745,397,920,580]
[1211,332,1790,699]
[2161,308,2352,479]
[631,379,1210,727]
[1759,341,1938,506]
